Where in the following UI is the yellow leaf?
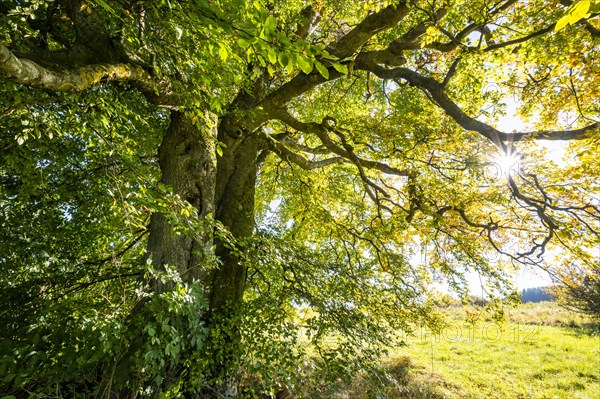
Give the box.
[570,0,591,22]
[426,26,438,35]
[555,0,590,32]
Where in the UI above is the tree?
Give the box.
[549,263,600,318]
[0,0,598,397]
[520,287,552,303]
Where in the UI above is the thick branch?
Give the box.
[295,6,322,39]
[357,61,598,145]
[260,2,411,112]
[264,133,344,170]
[0,44,176,105]
[327,1,410,59]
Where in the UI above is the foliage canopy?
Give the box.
[0,0,599,397]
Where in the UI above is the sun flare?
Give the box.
[491,150,523,178]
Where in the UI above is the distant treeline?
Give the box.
[521,286,553,303]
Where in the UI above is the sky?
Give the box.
[466,98,565,293]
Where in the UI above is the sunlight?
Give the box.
[490,149,523,179]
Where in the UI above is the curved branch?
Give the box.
[273,110,411,177]
[356,61,598,145]
[260,2,411,111]
[272,110,415,213]
[437,206,499,231]
[263,132,345,170]
[0,44,176,106]
[274,134,331,154]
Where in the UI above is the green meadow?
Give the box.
[302,302,600,399]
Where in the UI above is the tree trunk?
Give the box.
[199,127,260,398]
[137,112,258,398]
[103,111,223,398]
[146,111,217,291]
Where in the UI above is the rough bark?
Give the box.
[141,109,260,397]
[101,111,218,398]
[211,134,259,308]
[146,111,217,292]
[197,127,261,398]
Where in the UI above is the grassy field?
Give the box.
[393,325,599,398]
[304,302,600,399]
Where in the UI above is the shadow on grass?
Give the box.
[564,322,600,338]
[281,356,454,399]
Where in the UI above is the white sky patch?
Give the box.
[468,100,566,294]
[511,265,553,290]
[464,266,552,297]
[496,97,568,167]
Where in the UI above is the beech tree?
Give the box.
[1,0,598,397]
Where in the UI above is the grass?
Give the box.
[443,301,597,328]
[394,322,599,398]
[298,302,600,399]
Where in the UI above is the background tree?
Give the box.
[549,264,600,318]
[1,0,599,397]
[520,287,552,303]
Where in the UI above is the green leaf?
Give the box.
[314,61,329,79]
[296,55,313,74]
[265,15,278,31]
[278,52,290,68]
[267,48,277,64]
[216,142,226,157]
[333,63,348,75]
[218,44,228,62]
[237,38,251,49]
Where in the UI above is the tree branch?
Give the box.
[0,44,176,106]
[259,2,411,112]
[295,6,322,39]
[356,61,598,146]
[382,0,517,53]
[483,24,554,52]
[327,2,410,59]
[263,132,345,170]
[274,134,331,154]
[274,109,411,177]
